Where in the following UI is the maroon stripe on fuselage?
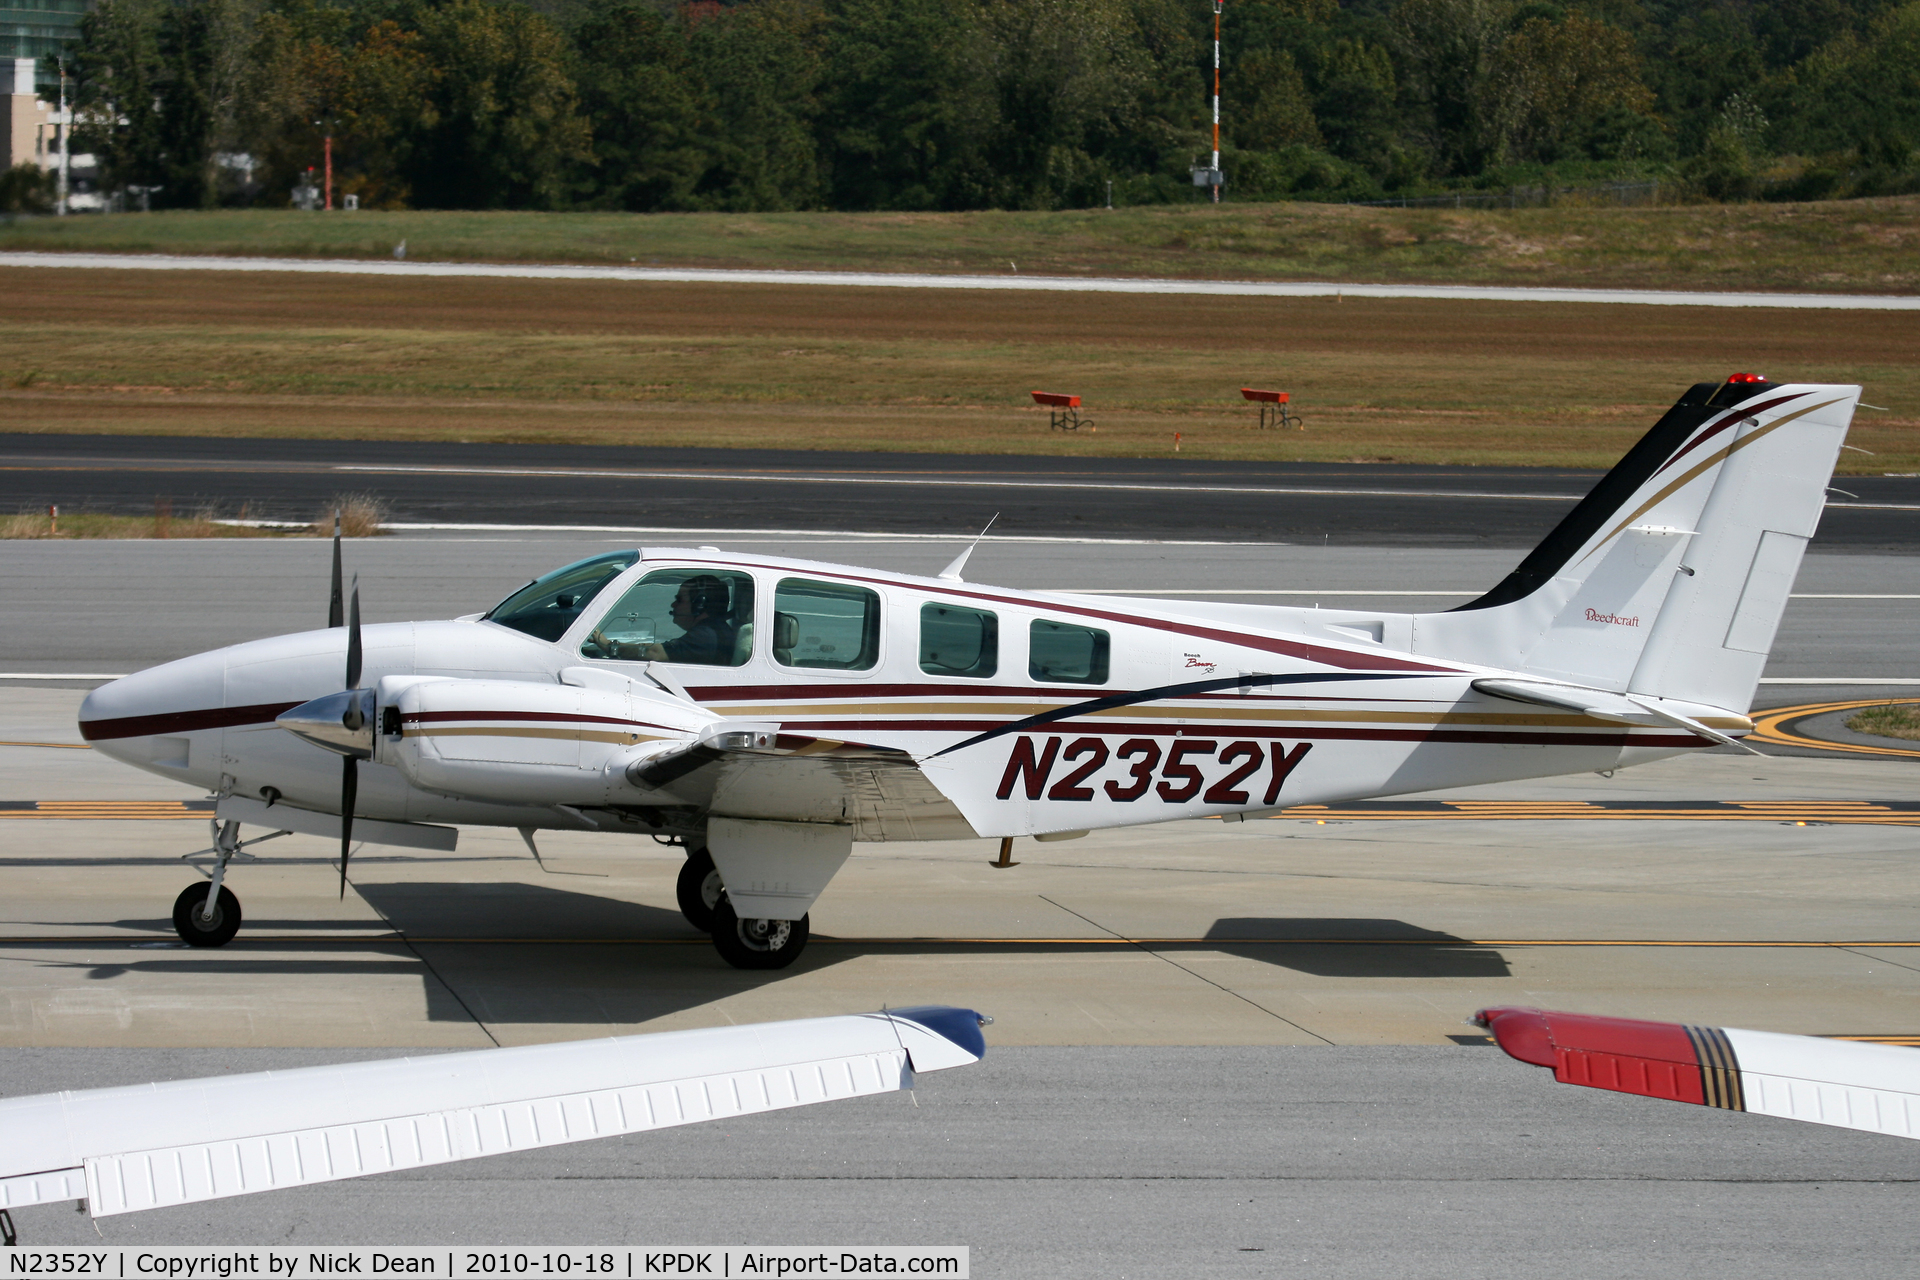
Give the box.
[685,682,1451,704]
[79,701,304,742]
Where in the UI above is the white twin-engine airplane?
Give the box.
[77,376,1858,970]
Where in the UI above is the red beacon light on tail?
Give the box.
[1726,372,1768,384]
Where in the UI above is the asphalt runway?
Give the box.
[4,433,1919,548]
[4,531,1918,1263]
[7,250,1920,310]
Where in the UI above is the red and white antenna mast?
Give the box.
[1210,0,1222,204]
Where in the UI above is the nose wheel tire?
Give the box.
[172,883,242,947]
[675,847,725,933]
[710,898,809,970]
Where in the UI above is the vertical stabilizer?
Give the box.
[1412,379,1859,711]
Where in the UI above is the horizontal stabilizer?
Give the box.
[1472,680,1756,751]
[1477,1006,1920,1140]
[0,1007,988,1217]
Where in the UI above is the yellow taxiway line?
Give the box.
[1749,699,1920,758]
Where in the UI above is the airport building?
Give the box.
[4,0,99,207]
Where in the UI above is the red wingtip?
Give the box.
[1474,1007,1557,1067]
[1475,1007,1717,1106]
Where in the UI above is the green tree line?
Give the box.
[48,0,1920,211]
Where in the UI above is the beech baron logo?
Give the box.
[1585,608,1640,627]
[996,735,1313,805]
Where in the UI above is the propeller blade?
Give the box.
[328,511,344,628]
[345,576,362,691]
[338,755,357,900]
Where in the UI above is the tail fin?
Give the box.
[1412,378,1859,711]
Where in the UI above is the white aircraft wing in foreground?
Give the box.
[0,1006,988,1219]
[1476,1006,1919,1140]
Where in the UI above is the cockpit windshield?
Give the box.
[483,551,639,642]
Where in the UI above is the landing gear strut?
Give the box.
[174,819,247,946]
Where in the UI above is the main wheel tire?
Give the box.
[172,882,241,947]
[675,847,725,933]
[710,898,809,970]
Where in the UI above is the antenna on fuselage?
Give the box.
[938,513,1000,582]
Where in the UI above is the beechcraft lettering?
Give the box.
[74,376,1860,972]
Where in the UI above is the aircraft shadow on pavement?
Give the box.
[351,880,697,942]
[349,880,860,1024]
[1202,918,1512,978]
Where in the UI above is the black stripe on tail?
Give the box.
[1453,380,1752,613]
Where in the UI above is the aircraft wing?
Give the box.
[0,1007,988,1218]
[1477,1006,1920,1140]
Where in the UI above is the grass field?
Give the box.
[0,508,296,538]
[1847,703,1920,741]
[2,263,1914,470]
[3,199,1919,293]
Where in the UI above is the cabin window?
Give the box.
[1030,618,1109,684]
[920,603,998,678]
[581,569,756,666]
[773,578,880,671]
[485,551,638,643]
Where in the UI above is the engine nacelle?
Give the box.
[383,674,719,806]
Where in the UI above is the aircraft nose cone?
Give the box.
[277,690,376,758]
[78,651,227,762]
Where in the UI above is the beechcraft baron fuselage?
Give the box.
[77,377,1859,969]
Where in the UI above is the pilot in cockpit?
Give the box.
[644,574,735,663]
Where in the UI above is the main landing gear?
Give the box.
[677,845,811,971]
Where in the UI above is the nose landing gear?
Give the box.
[172,881,241,947]
[171,817,288,947]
